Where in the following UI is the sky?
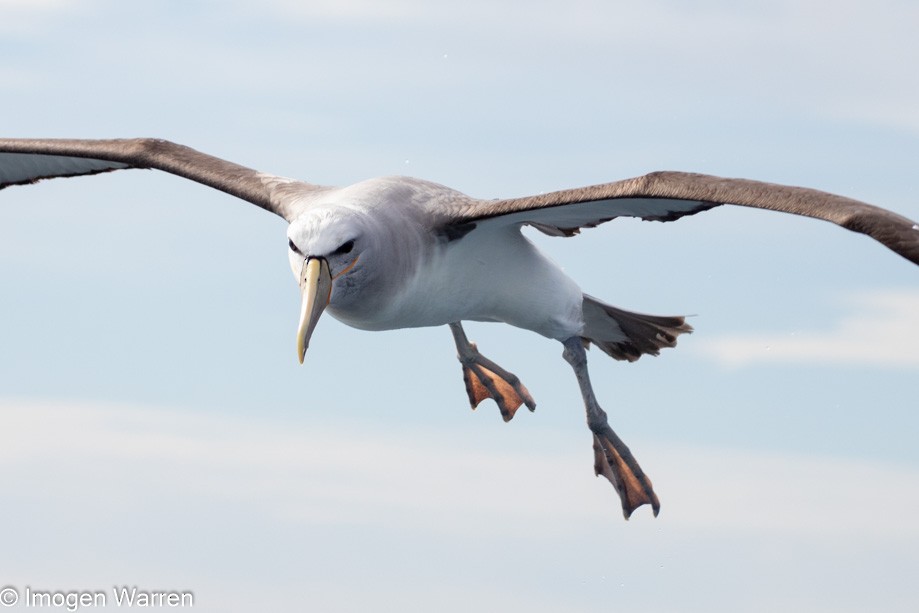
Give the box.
[1,1,918,611]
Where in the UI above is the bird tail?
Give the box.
[580,294,692,362]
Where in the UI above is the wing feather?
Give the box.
[0,138,324,221]
[443,171,919,265]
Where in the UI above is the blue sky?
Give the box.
[1,1,917,611]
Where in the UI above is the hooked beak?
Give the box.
[296,257,332,364]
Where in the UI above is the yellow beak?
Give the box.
[296,257,332,363]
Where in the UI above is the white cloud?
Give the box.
[0,0,70,8]
[213,0,919,135]
[1,399,917,540]
[0,0,78,34]
[0,400,608,533]
[653,443,919,539]
[694,290,919,369]
[251,0,425,22]
[3,399,917,611]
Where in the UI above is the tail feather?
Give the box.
[581,294,692,362]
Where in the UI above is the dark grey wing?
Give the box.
[0,138,325,222]
[442,171,919,266]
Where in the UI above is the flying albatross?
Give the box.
[2,138,918,519]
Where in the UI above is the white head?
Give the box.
[284,177,440,362]
[286,203,370,362]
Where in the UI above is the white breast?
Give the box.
[367,224,585,340]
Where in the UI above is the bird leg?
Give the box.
[449,322,536,422]
[562,336,660,519]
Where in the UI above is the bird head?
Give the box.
[284,177,437,363]
[286,207,368,363]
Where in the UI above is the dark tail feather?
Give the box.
[581,294,692,362]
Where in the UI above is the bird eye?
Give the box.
[288,239,304,255]
[332,239,355,256]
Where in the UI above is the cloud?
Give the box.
[0,0,70,8]
[653,443,919,538]
[1,398,917,541]
[694,289,919,370]
[221,0,919,135]
[250,0,426,22]
[0,0,78,34]
[3,399,917,612]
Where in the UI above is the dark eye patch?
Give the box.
[332,239,355,256]
[288,239,303,255]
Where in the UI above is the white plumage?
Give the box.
[2,137,917,518]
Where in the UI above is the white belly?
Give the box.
[348,226,585,340]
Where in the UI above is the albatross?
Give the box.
[2,137,917,519]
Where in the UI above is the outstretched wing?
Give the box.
[441,171,919,266]
[0,138,325,222]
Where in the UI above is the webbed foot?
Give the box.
[562,335,660,519]
[450,323,536,422]
[591,426,660,519]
